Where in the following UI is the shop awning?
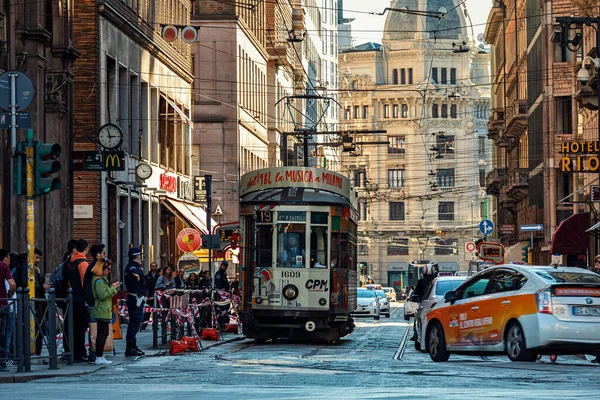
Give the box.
[550,212,590,254]
[162,198,216,234]
[387,262,408,272]
[437,262,459,272]
[586,221,600,239]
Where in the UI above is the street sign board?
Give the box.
[193,176,206,203]
[72,151,126,171]
[0,112,30,129]
[479,219,495,235]
[520,224,543,232]
[201,234,221,250]
[0,71,35,110]
[499,224,515,235]
[592,185,600,202]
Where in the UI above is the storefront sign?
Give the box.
[194,176,206,202]
[178,176,193,202]
[560,141,600,173]
[177,228,202,253]
[72,151,125,171]
[240,167,351,199]
[160,172,177,192]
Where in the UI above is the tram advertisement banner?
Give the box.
[240,167,351,199]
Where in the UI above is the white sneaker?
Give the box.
[95,357,112,365]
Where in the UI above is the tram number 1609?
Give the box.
[282,271,301,278]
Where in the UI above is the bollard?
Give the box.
[23,288,31,372]
[170,313,178,341]
[152,309,158,348]
[67,289,74,365]
[161,310,167,345]
[47,289,58,370]
[16,288,23,373]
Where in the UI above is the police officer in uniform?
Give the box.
[124,247,146,356]
[214,261,230,291]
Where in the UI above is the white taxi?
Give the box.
[425,264,600,362]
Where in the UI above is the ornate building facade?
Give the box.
[339,0,492,288]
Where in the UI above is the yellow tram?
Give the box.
[238,166,358,342]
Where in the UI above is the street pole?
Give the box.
[25,128,36,347]
[10,73,17,154]
[205,175,212,276]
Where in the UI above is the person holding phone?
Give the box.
[90,258,119,365]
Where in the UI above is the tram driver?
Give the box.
[281,235,305,268]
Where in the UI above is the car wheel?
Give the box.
[427,321,450,362]
[505,322,537,362]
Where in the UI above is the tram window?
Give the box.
[256,225,274,268]
[277,224,306,268]
[310,226,328,268]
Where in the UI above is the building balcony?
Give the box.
[499,191,517,211]
[485,168,506,196]
[487,109,505,140]
[507,168,529,200]
[505,99,528,138]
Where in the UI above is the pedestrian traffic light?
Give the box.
[522,245,530,263]
[12,141,27,196]
[34,141,62,195]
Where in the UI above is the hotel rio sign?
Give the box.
[560,141,600,173]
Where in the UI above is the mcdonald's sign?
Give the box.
[104,151,125,171]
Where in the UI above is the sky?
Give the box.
[342,0,493,45]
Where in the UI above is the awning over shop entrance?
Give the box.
[437,262,459,272]
[387,262,408,272]
[550,212,590,254]
[162,198,216,234]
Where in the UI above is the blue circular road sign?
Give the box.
[0,71,35,111]
[479,219,495,235]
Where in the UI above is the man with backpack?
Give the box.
[67,239,90,362]
[50,240,77,358]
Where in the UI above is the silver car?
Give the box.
[354,288,382,319]
[374,289,391,318]
[414,276,467,351]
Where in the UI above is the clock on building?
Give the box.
[97,123,123,150]
[135,163,153,180]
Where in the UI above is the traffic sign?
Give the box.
[465,242,476,253]
[0,112,30,129]
[479,219,495,235]
[520,224,543,232]
[0,71,35,110]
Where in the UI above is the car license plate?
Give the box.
[573,306,600,316]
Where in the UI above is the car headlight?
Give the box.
[283,284,299,301]
[371,301,378,306]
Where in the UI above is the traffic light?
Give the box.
[359,262,367,276]
[34,141,62,195]
[522,245,530,263]
[13,141,26,196]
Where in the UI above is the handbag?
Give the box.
[89,322,115,352]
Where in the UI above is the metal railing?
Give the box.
[0,288,73,372]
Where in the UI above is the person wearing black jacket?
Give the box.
[214,261,230,292]
[198,270,212,290]
[142,262,160,331]
[124,248,146,356]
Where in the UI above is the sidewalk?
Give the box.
[0,326,244,383]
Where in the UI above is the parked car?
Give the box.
[403,289,418,321]
[383,287,397,302]
[354,288,381,319]
[425,264,600,362]
[414,276,467,351]
[363,284,383,291]
[374,290,391,318]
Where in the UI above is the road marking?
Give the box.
[393,324,411,361]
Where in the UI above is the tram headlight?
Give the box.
[319,298,327,306]
[256,296,263,304]
[283,284,299,301]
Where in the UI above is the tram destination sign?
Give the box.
[240,167,351,199]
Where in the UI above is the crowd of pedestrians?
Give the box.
[0,240,236,370]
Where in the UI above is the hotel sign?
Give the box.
[560,141,600,173]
